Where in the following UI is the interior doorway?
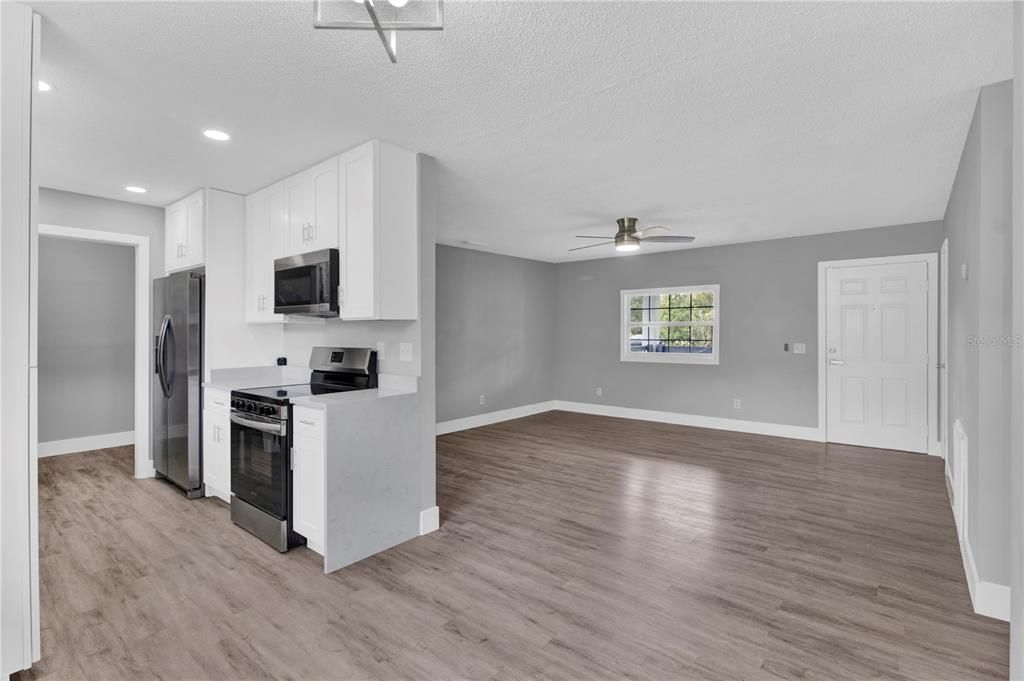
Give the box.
[817,253,939,454]
[36,224,153,477]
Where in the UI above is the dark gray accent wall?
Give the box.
[38,237,135,441]
[552,222,943,426]
[943,80,1012,587]
[436,245,556,422]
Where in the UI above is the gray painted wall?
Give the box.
[435,246,556,423]
[437,221,942,429]
[38,187,165,278]
[552,222,943,426]
[943,80,1013,587]
[37,237,135,441]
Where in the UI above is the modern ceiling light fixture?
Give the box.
[313,0,443,64]
[571,217,696,254]
[203,129,230,141]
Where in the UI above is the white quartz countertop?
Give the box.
[203,365,310,392]
[291,386,417,409]
[204,366,418,408]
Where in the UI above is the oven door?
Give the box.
[230,412,289,519]
[274,249,339,317]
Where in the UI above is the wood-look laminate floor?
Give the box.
[17,411,1007,681]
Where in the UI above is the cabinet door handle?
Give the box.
[308,223,314,242]
[299,419,316,426]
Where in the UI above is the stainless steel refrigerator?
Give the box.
[152,271,204,498]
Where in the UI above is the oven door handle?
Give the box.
[230,413,286,436]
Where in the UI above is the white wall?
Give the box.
[1010,6,1024,677]
[203,189,283,377]
[2,4,38,675]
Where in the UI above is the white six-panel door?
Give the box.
[825,261,929,453]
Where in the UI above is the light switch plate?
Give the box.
[793,342,807,355]
[399,342,413,362]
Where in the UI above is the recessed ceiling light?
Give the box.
[203,129,230,141]
[37,81,52,92]
[125,186,147,194]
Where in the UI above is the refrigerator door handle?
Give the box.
[157,314,173,398]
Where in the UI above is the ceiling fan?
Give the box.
[570,217,696,252]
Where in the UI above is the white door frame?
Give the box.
[37,224,154,478]
[816,252,940,455]
[939,239,950,465]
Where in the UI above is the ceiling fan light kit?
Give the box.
[570,216,695,253]
[313,0,444,64]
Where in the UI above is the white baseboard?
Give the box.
[961,535,1011,621]
[436,401,557,435]
[419,506,440,535]
[437,400,823,442]
[38,430,135,458]
[552,401,825,442]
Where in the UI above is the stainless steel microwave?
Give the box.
[273,249,339,317]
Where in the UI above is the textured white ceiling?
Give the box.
[31,1,1011,262]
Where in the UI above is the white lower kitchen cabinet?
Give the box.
[291,405,324,554]
[202,387,231,502]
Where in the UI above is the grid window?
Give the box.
[621,285,720,364]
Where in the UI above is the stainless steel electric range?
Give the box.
[228,347,378,551]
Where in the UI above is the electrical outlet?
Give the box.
[733,398,742,409]
[792,342,807,355]
[479,394,486,406]
[596,387,603,397]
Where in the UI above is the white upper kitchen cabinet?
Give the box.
[338,140,419,321]
[164,189,205,273]
[282,157,339,257]
[245,185,285,323]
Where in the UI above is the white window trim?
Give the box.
[620,284,720,365]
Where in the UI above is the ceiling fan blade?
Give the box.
[568,241,615,252]
[635,226,668,238]
[637,235,696,243]
[575,235,615,239]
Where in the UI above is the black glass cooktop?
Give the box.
[232,383,361,405]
